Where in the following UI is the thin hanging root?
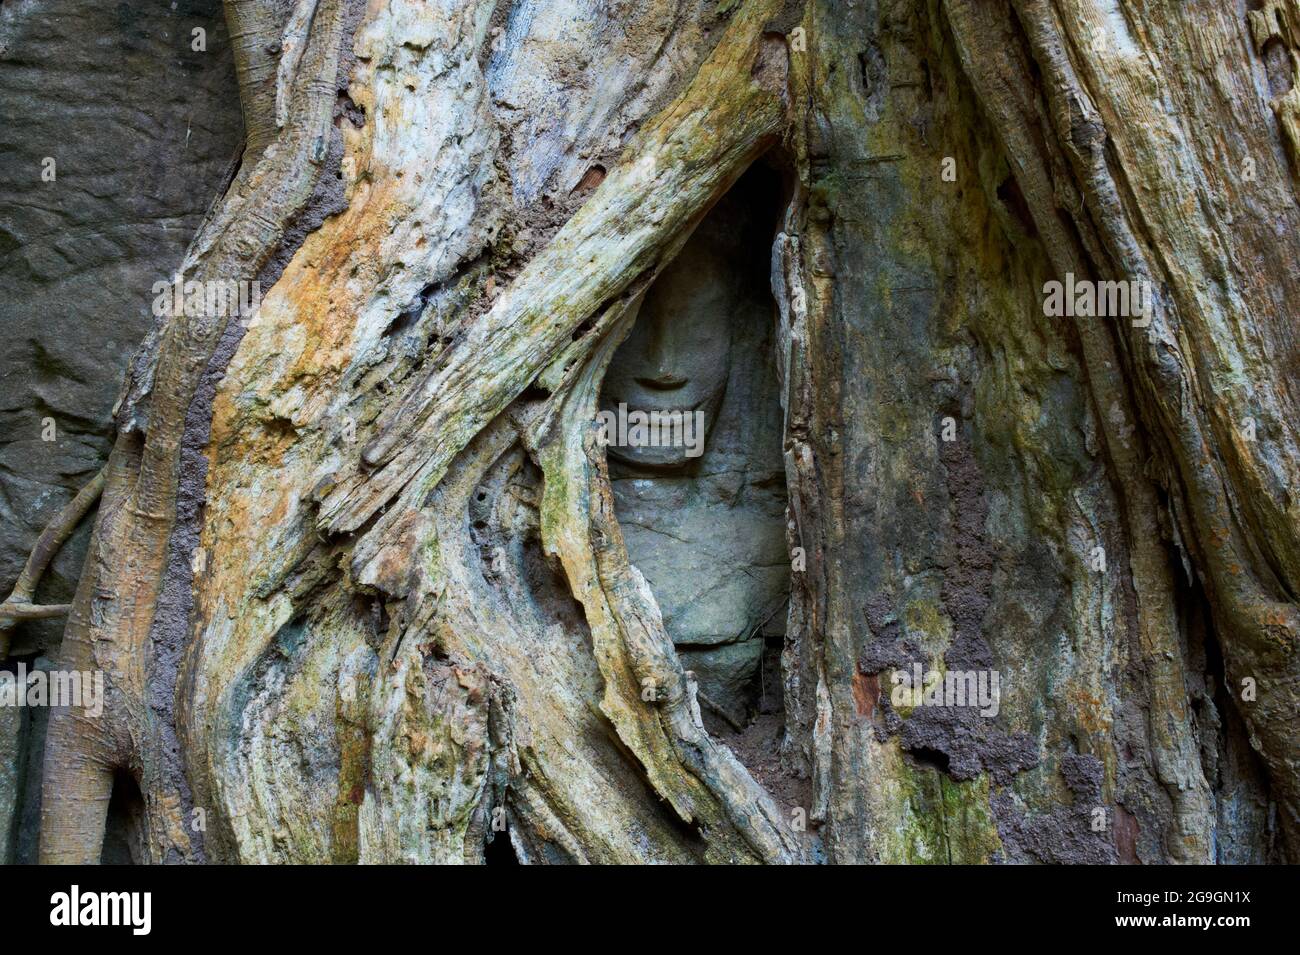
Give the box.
[696,691,745,733]
[0,465,106,657]
[0,603,73,622]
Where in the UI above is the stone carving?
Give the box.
[602,175,788,726]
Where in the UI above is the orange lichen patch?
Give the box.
[456,666,485,706]
[210,182,416,457]
[200,482,304,584]
[199,177,431,621]
[285,189,411,363]
[1066,684,1111,735]
[1261,606,1292,628]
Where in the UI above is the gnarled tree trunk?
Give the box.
[2,0,1297,864]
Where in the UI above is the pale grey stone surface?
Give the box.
[607,170,789,724]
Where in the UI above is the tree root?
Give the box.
[173,0,808,863]
[0,465,106,658]
[37,0,350,864]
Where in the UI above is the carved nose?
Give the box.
[635,371,688,389]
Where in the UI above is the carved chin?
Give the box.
[608,442,698,469]
[604,389,726,469]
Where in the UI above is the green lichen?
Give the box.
[887,756,1002,864]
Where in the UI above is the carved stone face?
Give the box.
[600,232,738,468]
[601,168,788,726]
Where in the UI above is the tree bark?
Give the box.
[8,0,1296,863]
